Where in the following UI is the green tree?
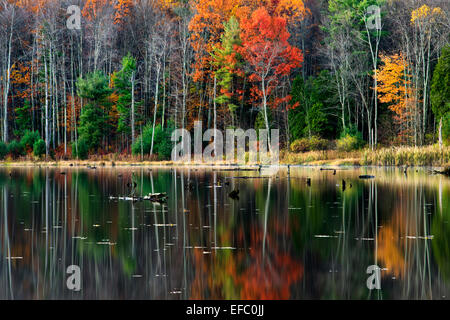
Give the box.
[20,130,40,152]
[8,140,24,158]
[33,139,46,158]
[132,122,175,160]
[113,53,138,140]
[14,99,31,137]
[327,0,386,148]
[289,72,335,141]
[72,138,89,160]
[76,71,112,152]
[431,45,450,147]
[211,16,242,126]
[0,142,7,159]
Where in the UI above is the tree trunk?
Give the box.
[44,57,49,159]
[150,64,160,157]
[2,8,14,142]
[131,71,136,145]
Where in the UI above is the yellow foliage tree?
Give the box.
[376,53,416,144]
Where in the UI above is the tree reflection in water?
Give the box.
[0,167,448,299]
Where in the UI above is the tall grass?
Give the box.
[281,149,361,165]
[362,145,450,166]
[282,145,450,166]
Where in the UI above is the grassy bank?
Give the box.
[281,145,450,166]
[0,146,449,167]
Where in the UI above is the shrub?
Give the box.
[309,136,328,151]
[33,139,46,157]
[337,127,364,152]
[336,134,364,152]
[7,140,25,158]
[132,123,174,160]
[20,130,40,151]
[290,136,328,153]
[290,138,310,153]
[72,138,89,160]
[0,142,7,160]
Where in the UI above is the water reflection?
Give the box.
[0,167,448,299]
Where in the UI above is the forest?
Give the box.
[0,0,448,163]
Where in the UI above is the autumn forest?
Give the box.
[0,0,449,162]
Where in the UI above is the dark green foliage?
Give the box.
[431,45,450,119]
[431,45,450,144]
[79,104,107,151]
[77,71,112,151]
[114,53,138,136]
[20,130,40,152]
[8,140,25,158]
[14,99,31,137]
[33,139,46,157]
[72,138,89,160]
[289,72,336,141]
[211,16,242,121]
[77,70,113,100]
[132,123,174,160]
[0,142,7,160]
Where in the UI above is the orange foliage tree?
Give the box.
[376,53,416,144]
[189,0,307,81]
[189,0,242,81]
[237,7,302,137]
[114,0,133,24]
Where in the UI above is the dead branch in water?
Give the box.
[432,167,450,176]
[109,193,168,203]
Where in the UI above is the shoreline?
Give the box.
[0,160,448,169]
[0,146,448,168]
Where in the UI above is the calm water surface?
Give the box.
[0,166,449,299]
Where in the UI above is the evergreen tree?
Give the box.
[211,16,242,125]
[113,53,138,139]
[76,71,112,152]
[14,99,31,137]
[431,45,450,146]
[289,72,336,141]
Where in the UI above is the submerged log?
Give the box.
[359,175,375,179]
[110,192,168,203]
[228,189,240,200]
[433,167,450,176]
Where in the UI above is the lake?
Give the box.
[0,166,449,299]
